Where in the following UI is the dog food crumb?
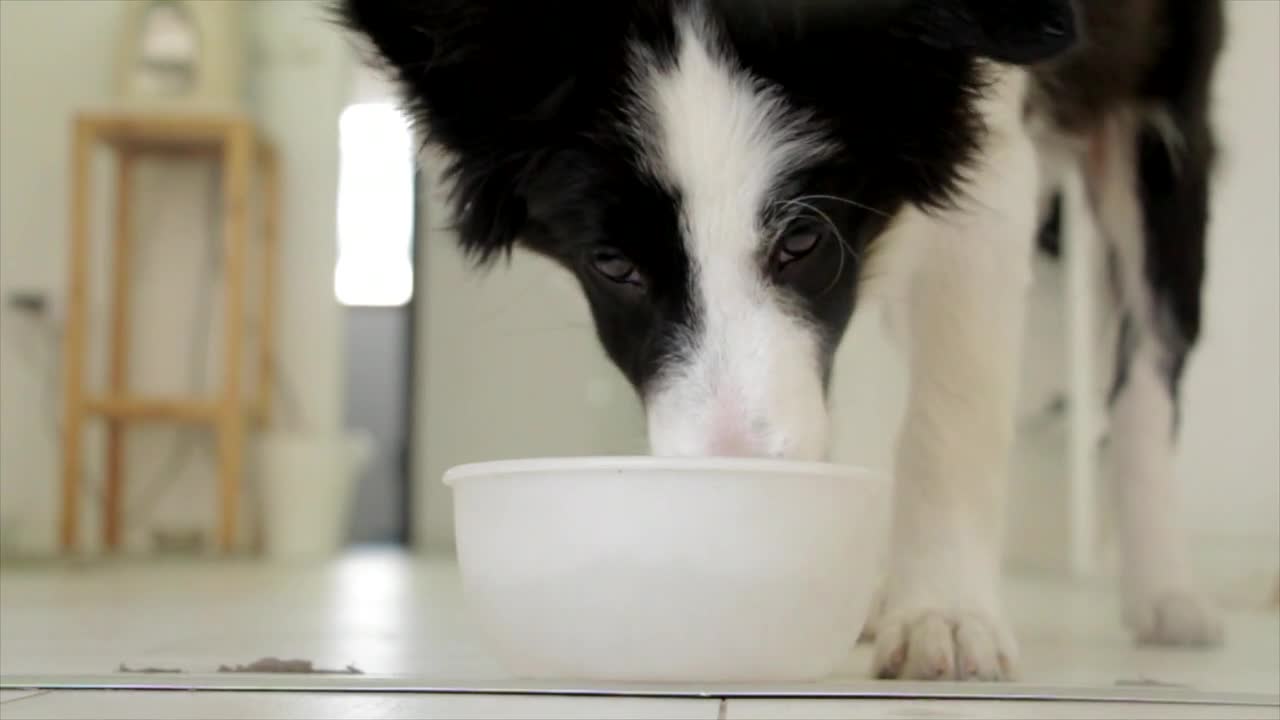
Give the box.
[216,657,362,675]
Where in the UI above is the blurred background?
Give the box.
[0,0,1275,697]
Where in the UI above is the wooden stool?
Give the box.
[61,112,279,554]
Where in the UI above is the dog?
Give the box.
[340,0,1226,680]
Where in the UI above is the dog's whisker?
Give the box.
[791,193,892,219]
[776,199,858,296]
[778,199,862,262]
[500,322,595,337]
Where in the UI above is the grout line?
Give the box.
[0,689,51,707]
[717,697,728,720]
[1,675,1277,707]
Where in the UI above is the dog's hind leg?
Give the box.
[1084,103,1222,647]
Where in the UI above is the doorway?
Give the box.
[336,79,418,546]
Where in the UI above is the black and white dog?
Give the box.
[341,0,1225,680]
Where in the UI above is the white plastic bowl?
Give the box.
[444,456,889,683]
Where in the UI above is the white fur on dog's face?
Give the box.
[633,15,834,460]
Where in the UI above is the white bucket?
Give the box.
[257,431,373,561]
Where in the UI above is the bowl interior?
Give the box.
[443,455,873,485]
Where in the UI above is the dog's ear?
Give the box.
[338,0,625,264]
[903,0,1078,65]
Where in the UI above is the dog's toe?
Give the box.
[1126,591,1223,648]
[873,610,1015,681]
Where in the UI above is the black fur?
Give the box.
[339,0,1077,256]
[1036,191,1063,259]
[339,0,649,266]
[1033,0,1223,414]
[1133,0,1223,397]
[339,0,1078,394]
[1108,313,1136,407]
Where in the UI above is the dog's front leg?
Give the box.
[871,70,1039,682]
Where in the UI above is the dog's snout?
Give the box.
[705,399,762,457]
[707,422,756,457]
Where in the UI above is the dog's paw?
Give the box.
[1125,591,1223,648]
[872,609,1017,681]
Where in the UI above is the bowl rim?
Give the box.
[443,455,877,486]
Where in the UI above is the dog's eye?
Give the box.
[590,248,643,286]
[773,231,821,270]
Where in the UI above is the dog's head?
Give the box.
[341,0,1075,459]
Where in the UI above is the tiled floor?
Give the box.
[0,690,722,720]
[1,550,1276,719]
[2,692,1278,720]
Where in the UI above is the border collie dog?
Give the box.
[342,0,1225,679]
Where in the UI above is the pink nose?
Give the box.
[708,423,757,457]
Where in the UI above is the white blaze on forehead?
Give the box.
[631,14,833,459]
[637,14,831,243]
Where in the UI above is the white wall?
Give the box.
[245,0,351,438]
[413,148,648,550]
[0,0,351,555]
[1,0,121,553]
[1178,0,1280,544]
[1170,0,1280,590]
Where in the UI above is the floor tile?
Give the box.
[725,698,1280,720]
[0,690,722,720]
[0,690,46,705]
[2,550,1277,700]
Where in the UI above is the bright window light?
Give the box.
[336,102,415,307]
